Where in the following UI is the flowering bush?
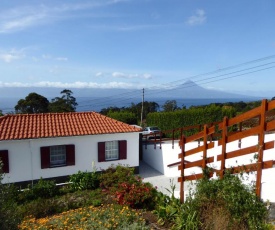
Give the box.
[19,204,148,230]
[99,165,158,209]
[114,180,157,209]
[99,164,137,189]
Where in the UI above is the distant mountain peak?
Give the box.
[169,79,253,99]
[184,79,196,84]
[180,80,203,89]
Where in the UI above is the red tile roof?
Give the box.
[0,112,141,141]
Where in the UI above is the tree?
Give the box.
[0,110,3,116]
[133,101,160,119]
[100,101,159,121]
[14,93,49,114]
[49,89,78,112]
[161,100,179,112]
[100,106,121,115]
[107,111,138,124]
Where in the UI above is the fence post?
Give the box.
[202,125,208,169]
[179,135,186,203]
[238,122,242,148]
[220,116,228,179]
[256,99,267,197]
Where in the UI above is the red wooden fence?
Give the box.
[170,99,275,203]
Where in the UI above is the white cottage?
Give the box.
[0,112,141,185]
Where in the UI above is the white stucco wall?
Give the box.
[0,132,140,184]
[142,134,275,202]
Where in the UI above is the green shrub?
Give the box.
[18,197,60,219]
[18,189,104,219]
[32,178,60,199]
[17,178,60,203]
[153,171,270,229]
[99,164,137,189]
[0,184,22,230]
[153,180,183,227]
[107,111,138,124]
[146,105,236,137]
[88,189,103,206]
[0,160,22,230]
[69,170,99,191]
[178,171,269,229]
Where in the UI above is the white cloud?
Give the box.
[0,1,129,33]
[143,73,152,79]
[1,14,46,33]
[0,54,20,63]
[112,72,127,78]
[0,81,141,89]
[42,54,68,62]
[112,72,152,79]
[186,9,206,26]
[0,5,50,33]
[0,81,28,87]
[96,72,104,77]
[0,48,25,63]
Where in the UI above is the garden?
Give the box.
[0,162,273,230]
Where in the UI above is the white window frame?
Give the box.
[105,141,119,161]
[50,145,66,167]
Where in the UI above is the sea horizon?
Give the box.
[0,96,262,114]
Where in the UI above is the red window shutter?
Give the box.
[119,140,127,160]
[0,150,9,173]
[98,142,105,162]
[66,145,75,166]
[40,146,50,169]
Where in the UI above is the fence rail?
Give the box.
[166,99,275,203]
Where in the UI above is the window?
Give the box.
[50,145,66,166]
[0,150,9,173]
[41,145,75,169]
[98,140,127,162]
[105,141,119,160]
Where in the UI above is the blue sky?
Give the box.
[0,0,275,97]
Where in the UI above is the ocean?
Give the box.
[0,96,260,114]
[77,97,261,112]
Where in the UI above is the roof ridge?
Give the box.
[0,114,10,120]
[2,111,97,116]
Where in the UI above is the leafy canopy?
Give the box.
[14,89,78,114]
[49,89,78,112]
[14,92,49,114]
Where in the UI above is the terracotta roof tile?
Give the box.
[0,112,141,141]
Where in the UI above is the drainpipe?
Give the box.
[28,139,34,188]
